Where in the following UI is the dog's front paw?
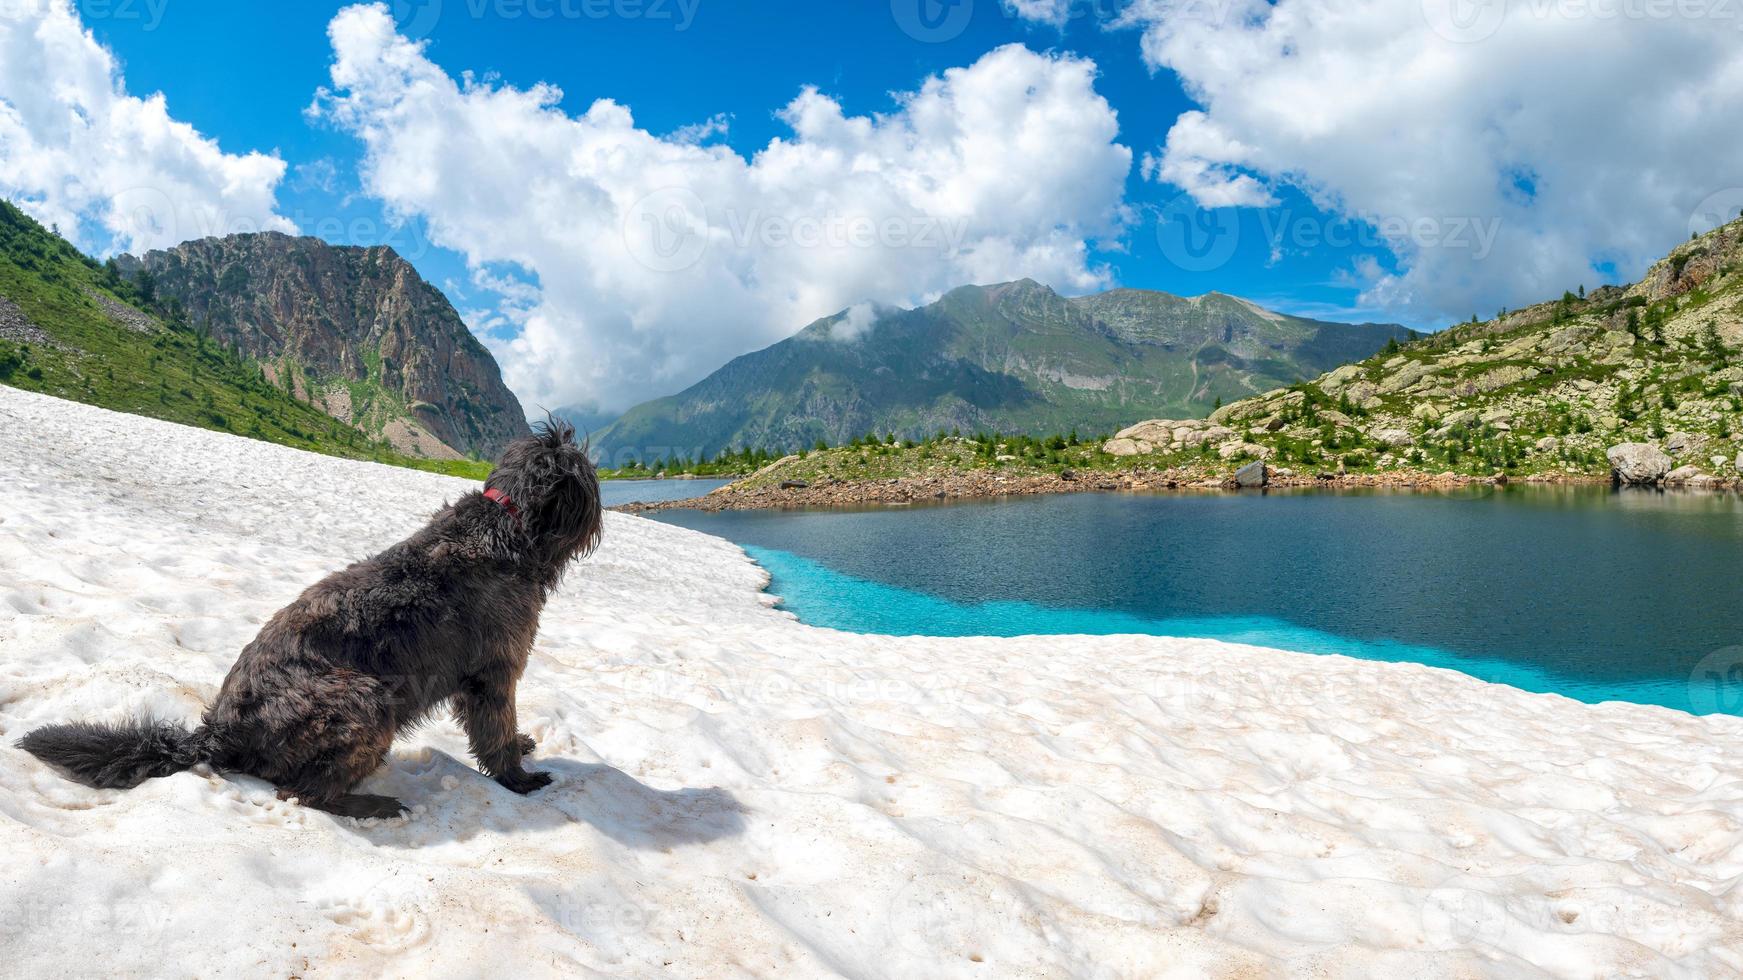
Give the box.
[516,732,537,755]
[495,768,553,795]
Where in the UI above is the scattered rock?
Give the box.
[1379,361,1434,394]
[1234,461,1267,488]
[1114,420,1178,444]
[0,294,61,349]
[1219,441,1271,461]
[1320,364,1365,392]
[1344,381,1380,405]
[1607,443,1673,485]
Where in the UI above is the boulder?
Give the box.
[1371,428,1415,448]
[1234,461,1267,488]
[1536,436,1560,452]
[1737,452,1743,472]
[1102,438,1149,457]
[1470,365,1540,392]
[1219,441,1271,461]
[1345,381,1380,405]
[1114,420,1178,444]
[1320,364,1366,392]
[1665,465,1703,486]
[1607,443,1673,485]
[1379,361,1434,394]
[1412,402,1443,421]
[779,480,810,490]
[1665,431,1694,455]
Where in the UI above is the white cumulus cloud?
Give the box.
[0,0,291,254]
[312,3,1132,415]
[1079,0,1743,322]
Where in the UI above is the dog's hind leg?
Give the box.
[288,791,408,819]
[262,672,403,818]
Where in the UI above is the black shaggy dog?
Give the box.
[18,417,602,819]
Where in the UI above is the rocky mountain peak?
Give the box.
[121,233,527,460]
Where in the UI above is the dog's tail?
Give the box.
[16,716,209,789]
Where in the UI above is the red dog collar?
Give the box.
[483,487,520,519]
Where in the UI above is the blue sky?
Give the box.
[8,0,1741,414]
[80,0,1362,308]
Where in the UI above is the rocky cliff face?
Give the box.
[120,233,526,459]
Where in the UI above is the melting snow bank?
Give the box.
[2,385,1742,979]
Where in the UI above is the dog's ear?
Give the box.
[485,413,602,570]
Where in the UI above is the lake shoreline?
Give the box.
[608,465,1726,513]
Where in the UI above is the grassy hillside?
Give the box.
[1170,216,1743,481]
[0,201,490,480]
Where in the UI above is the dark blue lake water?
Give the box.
[601,478,731,508]
[651,487,1743,715]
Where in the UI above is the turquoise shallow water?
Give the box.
[654,487,1743,716]
[740,545,1696,712]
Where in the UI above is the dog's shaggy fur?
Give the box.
[18,418,602,819]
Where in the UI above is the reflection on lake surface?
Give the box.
[651,486,1743,715]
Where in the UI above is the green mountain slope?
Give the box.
[1107,216,1743,482]
[0,200,489,479]
[594,279,1412,460]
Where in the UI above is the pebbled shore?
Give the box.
[611,466,1632,513]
